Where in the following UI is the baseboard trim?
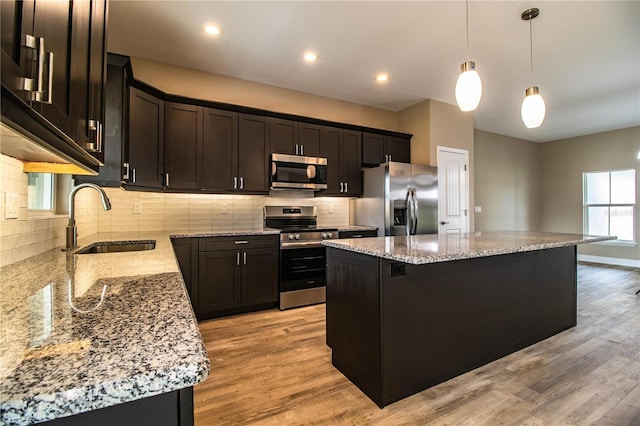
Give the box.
[577,254,640,268]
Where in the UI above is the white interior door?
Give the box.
[437,147,469,234]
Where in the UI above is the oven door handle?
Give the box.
[281,241,325,249]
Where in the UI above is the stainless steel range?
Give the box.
[264,206,337,310]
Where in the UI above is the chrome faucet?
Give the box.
[66,183,112,250]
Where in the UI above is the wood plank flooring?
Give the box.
[194,263,640,425]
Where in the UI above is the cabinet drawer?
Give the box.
[339,230,378,239]
[199,235,279,251]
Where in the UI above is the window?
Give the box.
[583,169,636,242]
[27,172,55,211]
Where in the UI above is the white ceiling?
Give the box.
[107,1,640,143]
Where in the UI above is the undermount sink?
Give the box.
[75,240,156,254]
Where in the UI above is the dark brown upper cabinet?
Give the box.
[362,132,411,166]
[237,113,269,193]
[203,109,269,193]
[298,122,321,157]
[71,0,108,162]
[203,108,237,191]
[320,127,362,197]
[1,0,107,173]
[270,117,298,155]
[164,102,203,190]
[127,87,164,189]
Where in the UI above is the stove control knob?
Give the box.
[327,232,333,239]
[288,234,295,240]
[321,232,327,239]
[294,234,300,240]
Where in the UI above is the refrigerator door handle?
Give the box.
[404,187,413,236]
[412,188,418,235]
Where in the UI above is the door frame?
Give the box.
[436,146,470,234]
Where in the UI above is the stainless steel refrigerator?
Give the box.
[354,162,438,236]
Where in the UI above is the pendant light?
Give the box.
[455,0,482,112]
[520,7,545,128]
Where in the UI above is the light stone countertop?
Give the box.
[323,231,615,265]
[0,227,278,426]
[334,225,378,233]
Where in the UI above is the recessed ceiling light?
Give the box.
[375,73,390,83]
[205,25,222,36]
[303,52,318,62]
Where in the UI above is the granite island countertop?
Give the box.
[0,227,278,425]
[323,231,615,265]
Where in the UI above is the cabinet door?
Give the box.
[128,87,164,188]
[298,123,321,157]
[199,251,240,313]
[342,130,362,196]
[241,248,279,306]
[164,102,202,190]
[32,0,73,136]
[386,135,411,163]
[362,132,385,166]
[203,108,237,191]
[171,238,198,305]
[320,126,342,196]
[270,118,297,155]
[1,0,35,104]
[238,113,269,192]
[86,0,107,160]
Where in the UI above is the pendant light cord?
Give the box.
[465,0,470,60]
[529,19,534,85]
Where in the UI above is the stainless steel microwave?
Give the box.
[270,153,328,190]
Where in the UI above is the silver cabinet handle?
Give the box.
[243,252,247,265]
[300,144,304,156]
[295,144,299,155]
[165,173,170,188]
[123,163,130,180]
[132,168,136,184]
[345,182,348,193]
[240,177,244,189]
[236,252,240,266]
[22,35,45,99]
[234,241,248,245]
[97,121,103,152]
[233,176,237,189]
[339,182,344,193]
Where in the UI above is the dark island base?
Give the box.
[40,387,194,426]
[326,246,577,408]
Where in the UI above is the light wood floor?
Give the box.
[194,263,640,425]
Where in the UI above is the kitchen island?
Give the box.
[323,231,614,408]
[0,228,275,426]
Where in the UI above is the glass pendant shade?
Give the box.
[455,61,482,112]
[521,86,545,128]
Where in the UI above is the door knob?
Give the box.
[440,221,450,225]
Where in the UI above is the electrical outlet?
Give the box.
[328,203,334,214]
[221,203,228,214]
[133,200,141,214]
[474,206,482,213]
[5,192,19,220]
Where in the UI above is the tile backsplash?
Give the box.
[98,188,350,233]
[0,152,350,266]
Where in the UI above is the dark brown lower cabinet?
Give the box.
[172,236,279,320]
[39,387,193,426]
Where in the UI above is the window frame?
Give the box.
[582,168,636,245]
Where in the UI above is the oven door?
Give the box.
[280,245,326,292]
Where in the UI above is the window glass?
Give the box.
[611,169,635,204]
[27,173,54,211]
[610,206,634,241]
[587,206,609,236]
[585,172,609,204]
